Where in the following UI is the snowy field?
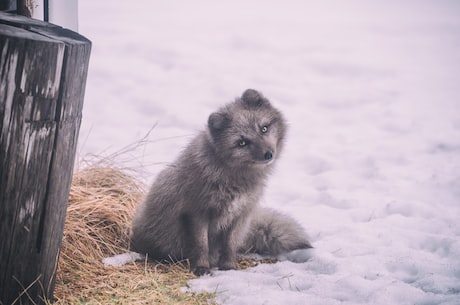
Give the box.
[78,1,460,304]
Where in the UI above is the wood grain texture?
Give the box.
[0,12,91,305]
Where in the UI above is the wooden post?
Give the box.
[0,12,91,305]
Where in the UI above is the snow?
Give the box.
[102,252,145,267]
[78,0,460,304]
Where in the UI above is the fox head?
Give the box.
[207,89,287,168]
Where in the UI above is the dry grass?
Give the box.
[53,164,214,304]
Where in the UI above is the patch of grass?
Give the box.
[54,261,212,304]
[53,164,214,304]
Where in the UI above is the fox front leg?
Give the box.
[181,213,211,275]
[218,232,238,271]
[217,215,251,270]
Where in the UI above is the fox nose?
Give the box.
[264,151,273,160]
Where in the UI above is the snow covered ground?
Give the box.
[78,1,460,304]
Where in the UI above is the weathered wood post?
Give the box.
[0,12,91,304]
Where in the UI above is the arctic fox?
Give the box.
[130,89,311,275]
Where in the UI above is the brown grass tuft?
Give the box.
[53,165,214,304]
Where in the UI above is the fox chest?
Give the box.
[211,192,258,231]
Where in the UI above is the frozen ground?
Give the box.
[78,1,460,304]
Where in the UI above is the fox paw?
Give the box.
[218,261,236,271]
[192,266,211,276]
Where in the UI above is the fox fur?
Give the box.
[130,89,311,275]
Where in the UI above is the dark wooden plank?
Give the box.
[36,22,92,299]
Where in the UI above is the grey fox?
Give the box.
[130,89,311,275]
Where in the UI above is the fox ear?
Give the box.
[208,112,230,137]
[241,89,270,108]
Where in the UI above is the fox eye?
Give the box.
[239,139,247,147]
[261,126,269,133]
